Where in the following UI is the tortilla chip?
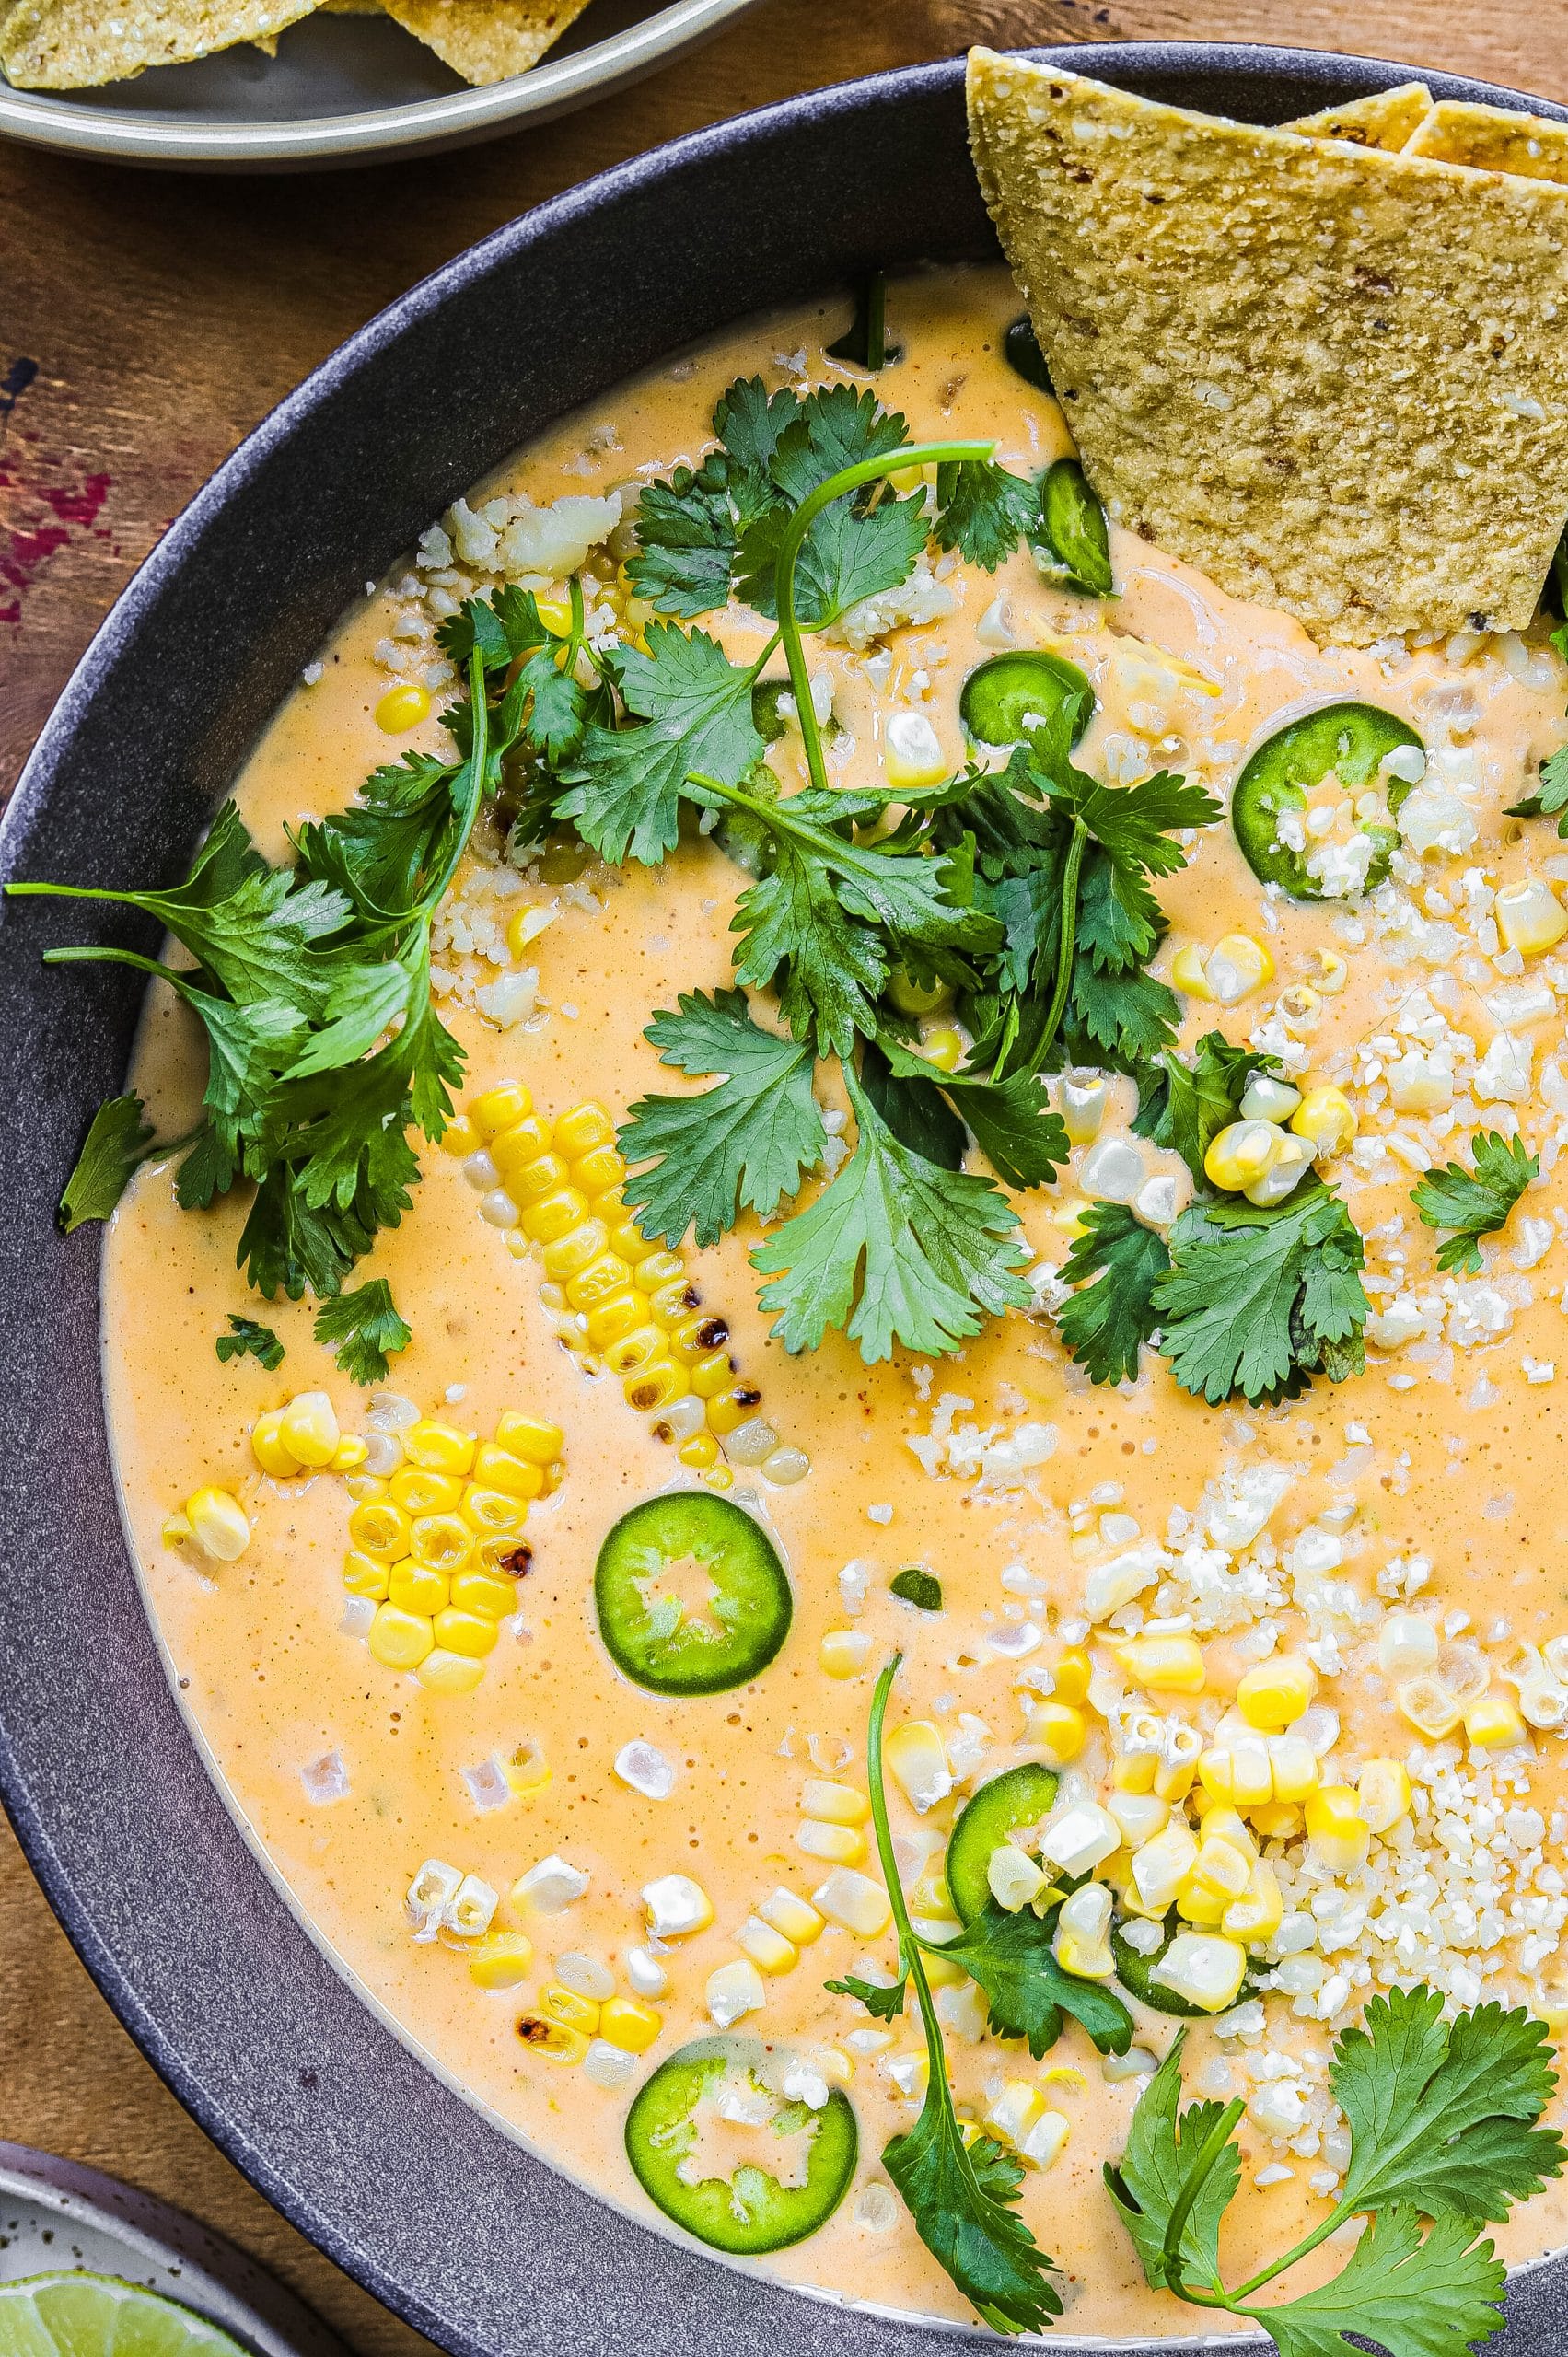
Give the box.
[0,0,316,83]
[1404,99,1568,187]
[966,50,1568,644]
[377,0,591,83]
[1281,81,1433,151]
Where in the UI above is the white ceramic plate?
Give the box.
[0,0,759,169]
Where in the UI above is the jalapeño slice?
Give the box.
[1004,313,1054,393]
[1230,702,1424,900]
[945,1760,1060,1924]
[1039,459,1113,597]
[960,649,1093,750]
[595,1491,792,1696]
[625,2038,858,2253]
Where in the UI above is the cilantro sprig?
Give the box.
[1107,1992,1563,2357]
[1411,1130,1539,1274]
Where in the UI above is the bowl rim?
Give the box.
[5,41,1568,2357]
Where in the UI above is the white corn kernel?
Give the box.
[986,2082,1045,2147]
[811,1869,892,1938]
[1059,1073,1107,1145]
[1244,1133,1313,1206]
[642,1874,712,1938]
[1107,1792,1170,1848]
[1038,1802,1121,1876]
[705,1958,767,2028]
[759,1887,824,1945]
[1020,2110,1070,2169]
[883,1721,953,1813]
[796,1820,866,1865]
[883,710,947,790]
[988,1845,1048,1912]
[514,1855,590,1914]
[1131,1819,1199,1912]
[1054,1882,1115,1979]
[737,1916,798,1975]
[1204,934,1273,1005]
[1150,1931,1247,2013]
[1238,1074,1302,1123]
[625,1945,668,1998]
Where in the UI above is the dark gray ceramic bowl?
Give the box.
[3,42,1566,2357]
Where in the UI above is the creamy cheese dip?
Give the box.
[103,266,1568,2333]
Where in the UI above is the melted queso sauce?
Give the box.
[106,268,1568,2334]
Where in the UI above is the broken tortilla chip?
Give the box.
[966,50,1568,645]
[376,0,591,84]
[1282,81,1433,152]
[1404,99,1568,187]
[0,0,316,85]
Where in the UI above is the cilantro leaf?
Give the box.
[629,464,738,619]
[738,480,927,632]
[1155,1183,1368,1404]
[886,2099,1062,2337]
[1065,959,1185,1070]
[874,1032,1069,1190]
[216,1316,285,1371]
[312,1278,412,1386]
[823,1970,908,2020]
[1411,1131,1539,1276]
[618,988,826,1247]
[1240,2207,1505,2357]
[1057,1202,1170,1386]
[1040,758,1223,973]
[1505,742,1568,833]
[1103,2037,1241,2292]
[560,623,764,865]
[859,1039,969,1170]
[937,1902,1133,2059]
[933,459,1038,571]
[752,1073,1030,1362]
[58,1093,156,1231]
[1134,1032,1279,1185]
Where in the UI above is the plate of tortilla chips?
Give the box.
[0,0,759,165]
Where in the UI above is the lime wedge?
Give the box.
[0,2273,252,2357]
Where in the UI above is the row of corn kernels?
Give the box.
[446,1083,809,1491]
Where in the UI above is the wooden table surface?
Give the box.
[2,0,1565,2348]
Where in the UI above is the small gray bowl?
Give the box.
[1,42,1565,2357]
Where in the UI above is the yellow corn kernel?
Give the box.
[1198,1747,1234,1805]
[1191,1833,1252,1902]
[404,1420,477,1477]
[690,1351,737,1399]
[570,1145,626,1196]
[1358,1758,1411,1834]
[802,1780,870,1827]
[250,1409,301,1479]
[343,1472,387,1504]
[796,1821,866,1866]
[541,1984,600,2034]
[331,1435,369,1473]
[390,1465,465,1517]
[504,1153,570,1207]
[278,1389,339,1469]
[542,1221,611,1283]
[624,1360,691,1414]
[419,1647,486,1693]
[1115,1636,1206,1695]
[517,2016,589,2064]
[819,1630,872,1679]
[470,1445,544,1501]
[1171,942,1214,1000]
[1249,1801,1303,1840]
[1236,1656,1316,1732]
[1053,1884,1115,1979]
[1113,1749,1158,1795]
[1027,1701,1086,1767]
[504,1739,551,1795]
[986,2082,1045,2149]
[565,1253,633,1312]
[408,1513,473,1574]
[1231,1737,1276,1807]
[389,1558,449,1616]
[489,1114,552,1178]
[1174,1875,1229,1928]
[584,1293,646,1351]
[449,1567,517,1620]
[1466,1695,1526,1748]
[884,1722,951,1812]
[375,682,431,734]
[737,1916,799,1975]
[343,1550,391,1600]
[1108,1792,1169,1848]
[460,1486,530,1538]
[348,1497,412,1561]
[678,1431,720,1470]
[1050,1646,1092,1706]
[600,1995,662,2051]
[184,1486,250,1562]
[607,1217,655,1264]
[441,1114,482,1158]
[1204,934,1274,1005]
[705,1387,761,1436]
[603,1325,665,1379]
[552,1102,614,1158]
[1203,1120,1283,1193]
[471,1081,534,1138]
[1396,1677,1464,1740]
[1290,1086,1356,1160]
[1305,1784,1370,1873]
[633,1249,688,1298]
[920,1024,964,1074]
[367,1603,434,1670]
[467,1932,534,1989]
[433,1608,500,1660]
[1154,1750,1198,1804]
[520,1188,590,1247]
[759,1888,823,1945]
[1495,877,1568,958]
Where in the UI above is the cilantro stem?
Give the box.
[1158,2093,1246,2294]
[418,647,489,921]
[1016,811,1086,1080]
[1223,2193,1361,2303]
[865,1652,952,2088]
[773,439,993,796]
[41,945,188,985]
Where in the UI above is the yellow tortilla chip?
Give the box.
[1281,82,1433,151]
[1404,99,1568,187]
[0,0,316,84]
[966,50,1568,645]
[377,0,591,84]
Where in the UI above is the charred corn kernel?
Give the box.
[645,1279,699,1328]
[986,2082,1045,2148]
[468,1932,534,1988]
[504,1152,569,1204]
[450,1568,517,1619]
[1466,1694,1526,1748]
[1237,1656,1316,1730]
[250,1409,301,1478]
[585,1292,645,1349]
[691,1352,737,1399]
[678,1431,720,1469]
[390,1466,464,1517]
[1358,1758,1411,1834]
[1027,1701,1086,1766]
[279,1389,339,1469]
[565,1253,632,1311]
[737,1915,798,1975]
[460,1486,530,1537]
[1049,1647,1091,1706]
[624,1360,689,1413]
[1171,943,1214,1000]
[404,1420,477,1477]
[884,1722,952,1814]
[434,1608,499,1660]
[1204,1120,1282,1193]
[349,1498,412,1560]
[471,1082,534,1137]
[420,1648,487,1694]
[600,1995,662,2050]
[552,1102,614,1158]
[521,1188,589,1246]
[470,1446,544,1500]
[706,1387,762,1436]
[1249,1801,1303,1840]
[504,1739,551,1795]
[796,1821,866,1866]
[1054,1883,1115,1979]
[1267,1735,1320,1805]
[570,1145,625,1195]
[819,1630,872,1679]
[409,1514,473,1573]
[1152,1932,1247,2013]
[1204,934,1274,1005]
[441,1114,482,1157]
[474,1538,531,1582]
[343,1550,391,1600]
[603,1326,664,1379]
[331,1435,369,1473]
[542,1221,611,1283]
[1191,1832,1252,1901]
[1305,1784,1370,1873]
[802,1779,870,1826]
[1496,877,1568,957]
[922,1025,964,1074]
[542,1985,600,2034]
[375,682,431,733]
[1116,1635,1206,1694]
[1113,1749,1158,1795]
[517,2016,589,2063]
[389,1559,448,1616]
[666,1312,722,1363]
[185,1486,250,1562]
[760,1888,823,1945]
[1290,1086,1357,1157]
[367,1603,434,1670]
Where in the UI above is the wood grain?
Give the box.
[0,0,1563,2344]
